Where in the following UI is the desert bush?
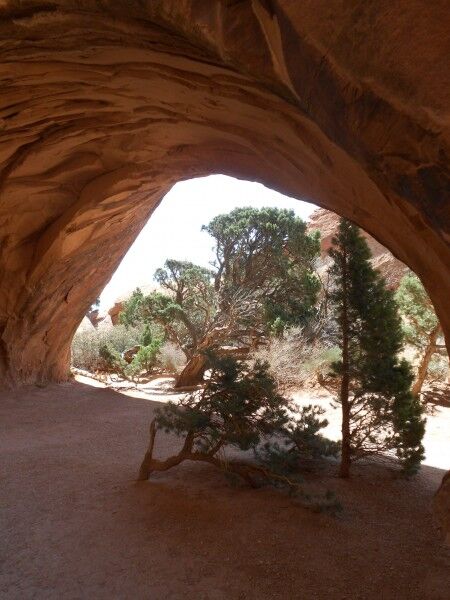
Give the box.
[158,341,186,373]
[98,343,127,375]
[253,326,340,390]
[257,405,340,475]
[138,353,339,511]
[71,324,145,371]
[125,340,163,381]
[426,354,449,384]
[301,346,341,381]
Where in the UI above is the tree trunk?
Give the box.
[339,250,351,479]
[339,386,351,478]
[175,353,208,388]
[174,324,230,388]
[412,324,441,395]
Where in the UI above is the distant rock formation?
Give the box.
[86,308,102,328]
[308,209,408,289]
[108,302,124,326]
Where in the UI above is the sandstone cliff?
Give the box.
[308,209,408,289]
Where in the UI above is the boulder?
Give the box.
[122,345,141,364]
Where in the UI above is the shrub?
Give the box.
[98,343,127,375]
[427,354,449,384]
[125,340,163,380]
[71,324,145,372]
[158,341,186,373]
[257,405,340,475]
[138,353,339,511]
[253,326,340,390]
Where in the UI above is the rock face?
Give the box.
[122,345,141,364]
[0,1,449,385]
[86,308,101,328]
[108,302,124,327]
[308,208,408,288]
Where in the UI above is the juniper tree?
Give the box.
[328,218,425,477]
[138,353,339,510]
[176,207,320,386]
[122,208,320,388]
[396,272,447,394]
[120,260,215,360]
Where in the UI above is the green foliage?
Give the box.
[125,339,162,379]
[140,353,339,511]
[205,206,321,330]
[287,405,340,459]
[395,272,447,391]
[141,323,153,347]
[71,324,145,371]
[257,405,340,475]
[119,288,145,328]
[396,272,439,350]
[301,346,341,381]
[154,259,214,304]
[122,208,320,384]
[98,343,127,374]
[120,261,215,358]
[328,218,425,474]
[155,353,289,453]
[71,321,164,381]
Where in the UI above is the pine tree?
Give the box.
[328,218,425,477]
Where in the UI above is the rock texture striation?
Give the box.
[0,0,449,387]
[308,208,408,288]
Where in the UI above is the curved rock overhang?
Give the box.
[0,0,449,384]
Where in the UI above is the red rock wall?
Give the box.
[308,209,408,289]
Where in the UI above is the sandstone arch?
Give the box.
[0,0,449,386]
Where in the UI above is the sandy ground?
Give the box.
[1,379,449,599]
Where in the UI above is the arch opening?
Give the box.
[70,174,447,403]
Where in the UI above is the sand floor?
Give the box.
[1,379,449,599]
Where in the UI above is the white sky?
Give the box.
[100,175,317,309]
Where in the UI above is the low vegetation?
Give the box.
[139,352,340,510]
[252,326,340,391]
[72,324,145,372]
